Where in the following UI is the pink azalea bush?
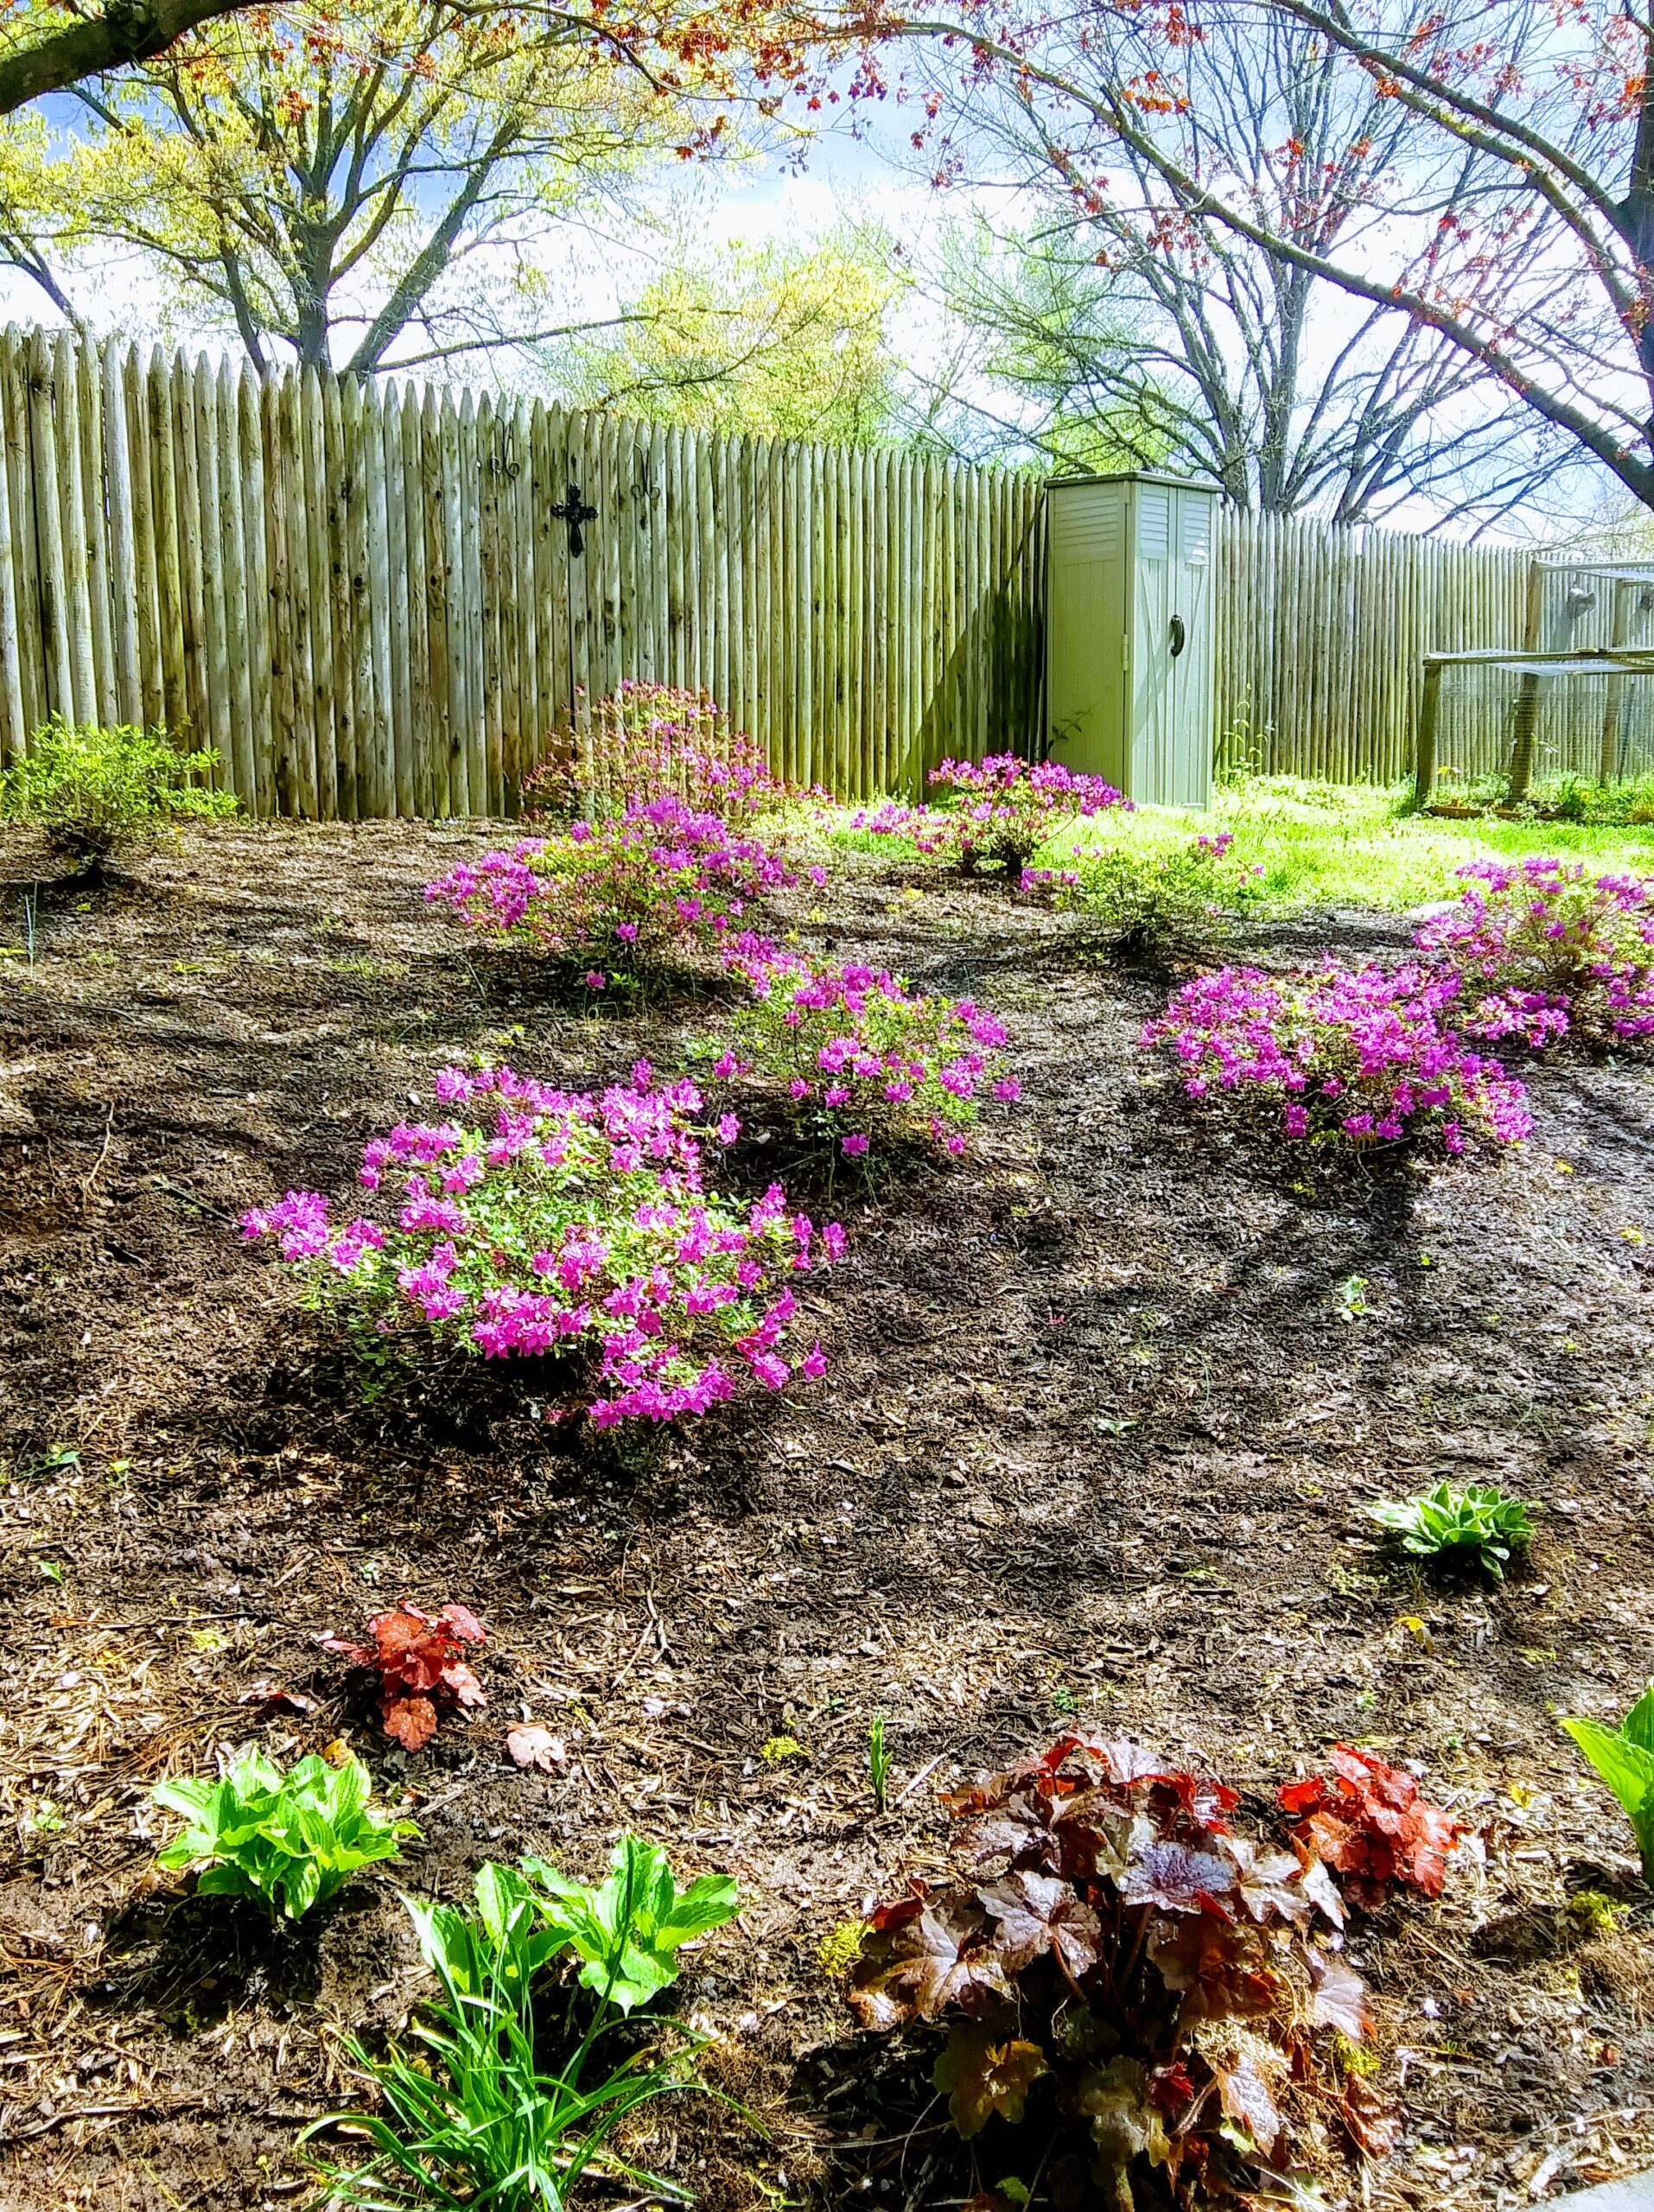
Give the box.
[1414,857,1654,1047]
[1021,827,1269,957]
[1142,962,1534,1154]
[849,753,1131,873]
[423,792,819,984]
[241,1064,842,1426]
[716,937,1019,1158]
[523,681,812,828]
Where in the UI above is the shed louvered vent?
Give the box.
[1138,485,1171,559]
[1051,499,1123,561]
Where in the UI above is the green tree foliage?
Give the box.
[2,0,706,370]
[557,223,904,442]
[927,214,1169,473]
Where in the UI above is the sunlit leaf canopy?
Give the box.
[561,220,904,437]
[0,0,856,371]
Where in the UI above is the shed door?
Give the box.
[1169,489,1214,808]
[1046,486,1129,784]
[1130,482,1176,802]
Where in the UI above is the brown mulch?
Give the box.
[1,819,1652,2212]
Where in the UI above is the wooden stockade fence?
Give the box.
[0,324,1645,814]
[0,327,1046,816]
[1213,512,1654,788]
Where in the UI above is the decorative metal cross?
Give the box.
[550,480,598,557]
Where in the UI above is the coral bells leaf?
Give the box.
[383,1694,440,1753]
[1308,1948,1371,2039]
[848,1890,1015,2029]
[932,2023,1051,2137]
[323,1600,488,1751]
[849,1732,1388,2202]
[505,1723,567,1772]
[1279,1745,1466,1903]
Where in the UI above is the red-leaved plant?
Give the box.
[848,1735,1396,2206]
[322,1601,487,1752]
[1279,1744,1466,1905]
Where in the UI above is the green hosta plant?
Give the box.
[1563,1685,1654,1880]
[152,1748,417,1921]
[520,1834,740,2012]
[1366,1481,1536,1580]
[308,1840,740,2209]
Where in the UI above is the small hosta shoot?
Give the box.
[868,1713,891,1812]
[1366,1480,1536,1580]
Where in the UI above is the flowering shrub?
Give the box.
[1,717,238,861]
[523,680,807,828]
[930,753,1133,871]
[423,792,817,986]
[848,1733,1393,2202]
[1142,961,1534,1154]
[716,939,1018,1158]
[1022,827,1269,960]
[849,752,1131,874]
[322,1601,487,1751]
[1415,857,1654,1046]
[242,1064,841,1426]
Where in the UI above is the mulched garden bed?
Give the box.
[1,818,1652,2212]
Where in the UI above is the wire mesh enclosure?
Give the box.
[1432,652,1654,790]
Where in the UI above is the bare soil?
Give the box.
[1,820,1652,2212]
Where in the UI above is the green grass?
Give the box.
[823,774,1654,913]
[1064,778,1654,914]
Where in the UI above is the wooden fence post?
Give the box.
[1413,657,1444,809]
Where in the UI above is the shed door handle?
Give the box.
[1169,614,1186,658]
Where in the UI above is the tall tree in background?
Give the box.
[557,223,903,439]
[894,3,1579,521]
[0,0,259,118]
[4,0,708,371]
[871,0,1654,515]
[0,0,850,373]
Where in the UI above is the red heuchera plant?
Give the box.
[323,1601,487,1752]
[1279,1744,1466,1905]
[849,1735,1393,2205]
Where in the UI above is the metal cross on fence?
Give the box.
[550,480,598,557]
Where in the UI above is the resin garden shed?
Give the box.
[1045,471,1219,809]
